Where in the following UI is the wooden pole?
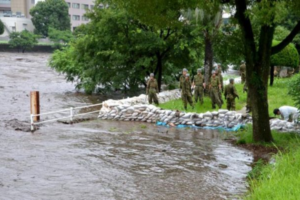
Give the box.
[30,91,40,122]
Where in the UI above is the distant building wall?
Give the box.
[0,16,34,36]
[66,0,94,31]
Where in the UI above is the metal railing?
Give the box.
[30,103,102,131]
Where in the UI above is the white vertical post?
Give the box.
[70,107,74,123]
[30,114,34,132]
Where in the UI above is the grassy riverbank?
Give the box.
[235,126,300,200]
[159,78,294,116]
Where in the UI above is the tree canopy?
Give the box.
[271,40,299,68]
[30,0,70,36]
[49,2,203,94]
[48,27,73,49]
[8,30,38,53]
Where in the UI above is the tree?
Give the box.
[48,27,73,49]
[30,0,70,36]
[219,0,300,142]
[9,30,38,53]
[270,40,299,85]
[49,3,202,94]
[0,19,4,35]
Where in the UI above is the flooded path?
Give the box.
[0,53,252,199]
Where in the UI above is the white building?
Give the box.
[0,0,95,37]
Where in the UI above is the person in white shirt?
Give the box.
[273,106,299,122]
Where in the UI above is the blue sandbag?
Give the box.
[156,121,244,132]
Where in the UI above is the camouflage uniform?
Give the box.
[216,69,224,104]
[193,73,204,104]
[182,79,194,109]
[224,83,239,110]
[179,74,186,102]
[210,76,222,109]
[146,78,159,105]
[240,63,246,84]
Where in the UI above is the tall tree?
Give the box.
[49,2,202,94]
[220,0,300,142]
[183,4,223,84]
[30,0,70,36]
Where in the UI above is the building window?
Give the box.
[90,5,94,9]
[67,2,70,8]
[73,27,77,31]
[31,0,35,4]
[12,26,16,32]
[72,3,80,9]
[72,15,80,21]
[82,16,89,21]
[82,4,89,9]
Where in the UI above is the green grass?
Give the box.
[236,125,300,147]
[235,125,300,200]
[159,78,294,116]
[244,141,300,200]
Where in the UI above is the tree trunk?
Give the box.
[156,54,162,92]
[248,70,273,142]
[270,65,274,86]
[204,36,213,86]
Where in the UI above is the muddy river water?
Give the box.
[0,53,253,200]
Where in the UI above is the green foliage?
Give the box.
[244,140,300,200]
[0,19,4,35]
[236,125,300,147]
[271,40,299,68]
[288,74,300,109]
[8,30,38,53]
[213,24,245,68]
[48,27,73,49]
[30,0,70,36]
[111,0,197,29]
[49,2,203,94]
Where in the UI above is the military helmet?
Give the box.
[212,70,216,74]
[182,68,188,72]
[230,78,234,82]
[186,73,190,77]
[150,73,154,77]
[197,68,201,72]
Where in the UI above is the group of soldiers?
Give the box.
[146,63,249,112]
[178,66,239,111]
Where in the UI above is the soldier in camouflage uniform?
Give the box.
[240,62,246,84]
[179,68,188,102]
[146,73,159,105]
[224,79,239,110]
[216,65,224,105]
[209,71,222,109]
[193,68,205,105]
[182,74,194,110]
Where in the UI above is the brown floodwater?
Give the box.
[0,53,253,200]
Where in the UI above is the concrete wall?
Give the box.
[0,43,54,52]
[0,16,34,37]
